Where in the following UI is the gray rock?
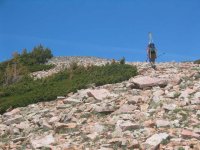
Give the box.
[196,110,200,115]
[194,92,200,100]
[0,124,9,136]
[30,134,55,149]
[12,137,26,143]
[163,104,177,111]
[91,123,105,134]
[116,120,140,132]
[63,97,82,104]
[56,104,71,109]
[144,133,169,149]
[4,115,24,125]
[127,95,144,104]
[156,120,170,127]
[93,103,116,113]
[191,99,200,104]
[57,96,66,99]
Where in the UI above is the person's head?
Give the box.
[149,43,155,48]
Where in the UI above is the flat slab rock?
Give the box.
[130,76,168,88]
[30,134,55,149]
[87,89,118,100]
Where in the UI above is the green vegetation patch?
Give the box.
[0,45,53,85]
[194,59,200,64]
[0,63,137,114]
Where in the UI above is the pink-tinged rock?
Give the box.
[113,104,137,114]
[42,120,53,130]
[3,108,20,118]
[185,88,196,95]
[156,120,170,127]
[153,90,164,97]
[116,120,140,132]
[144,120,155,128]
[168,76,182,86]
[191,99,200,105]
[15,121,29,130]
[181,129,200,140]
[4,115,24,125]
[48,116,60,125]
[87,89,118,100]
[190,118,199,126]
[30,134,55,149]
[86,132,99,140]
[129,139,139,149]
[130,76,168,89]
[140,104,149,112]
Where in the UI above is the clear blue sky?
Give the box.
[0,0,200,62]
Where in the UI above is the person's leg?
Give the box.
[149,58,156,69]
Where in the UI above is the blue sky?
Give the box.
[0,0,200,62]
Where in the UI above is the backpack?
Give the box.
[150,47,156,54]
[149,43,156,54]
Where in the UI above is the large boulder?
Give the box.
[130,76,168,89]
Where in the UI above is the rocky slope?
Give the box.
[31,56,112,79]
[1,62,200,150]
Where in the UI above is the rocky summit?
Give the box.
[1,61,200,150]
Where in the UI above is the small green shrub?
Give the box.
[119,57,125,65]
[178,147,185,150]
[194,59,200,64]
[28,64,54,72]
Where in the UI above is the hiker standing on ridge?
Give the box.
[147,32,157,67]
